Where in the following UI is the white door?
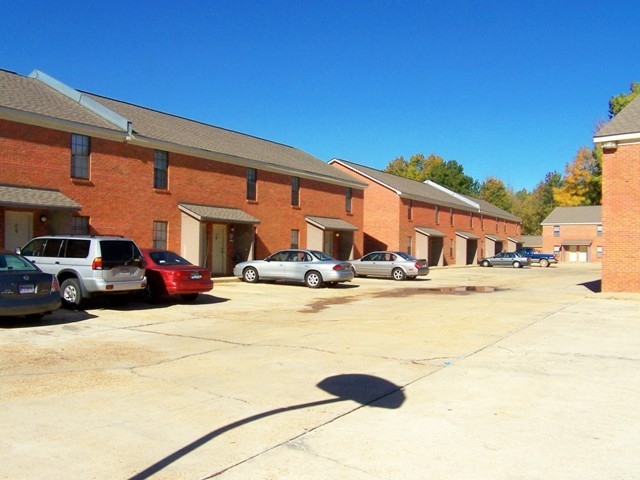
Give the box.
[5,211,33,251]
[323,231,333,256]
[211,224,227,274]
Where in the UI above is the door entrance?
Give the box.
[211,224,227,274]
[4,211,33,251]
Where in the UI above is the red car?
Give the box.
[141,249,213,302]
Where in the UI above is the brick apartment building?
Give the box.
[594,95,640,293]
[540,206,603,263]
[0,69,367,275]
[329,159,522,266]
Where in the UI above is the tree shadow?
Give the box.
[128,373,405,480]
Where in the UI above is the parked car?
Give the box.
[233,249,354,288]
[0,250,61,319]
[350,251,429,280]
[141,249,213,303]
[479,251,531,268]
[18,235,146,309]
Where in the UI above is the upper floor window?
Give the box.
[480,215,484,231]
[153,221,168,249]
[435,205,440,224]
[495,217,499,232]
[450,208,454,226]
[469,212,474,228]
[345,187,352,213]
[407,199,413,220]
[597,224,603,237]
[154,150,168,189]
[554,225,560,237]
[291,177,300,207]
[71,133,90,179]
[247,168,257,201]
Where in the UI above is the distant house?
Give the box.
[328,159,522,266]
[541,206,603,263]
[0,69,366,274]
[593,95,640,292]
[520,235,542,249]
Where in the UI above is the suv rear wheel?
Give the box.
[61,278,84,309]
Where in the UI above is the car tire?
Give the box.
[481,260,490,267]
[305,271,323,288]
[243,267,259,283]
[392,268,406,281]
[539,258,549,268]
[143,281,161,303]
[180,293,199,302]
[61,278,84,309]
[512,261,521,268]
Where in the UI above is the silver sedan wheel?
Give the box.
[392,268,406,281]
[243,267,259,283]
[305,271,323,288]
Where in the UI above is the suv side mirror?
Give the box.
[15,247,21,255]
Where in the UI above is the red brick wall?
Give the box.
[602,143,640,292]
[1,120,364,260]
[542,224,603,263]
[330,162,521,264]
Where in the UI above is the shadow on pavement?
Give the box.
[128,374,405,480]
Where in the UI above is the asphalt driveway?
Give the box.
[1,264,638,479]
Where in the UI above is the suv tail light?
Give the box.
[51,276,60,293]
[92,257,103,270]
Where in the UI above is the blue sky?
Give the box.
[3,1,639,191]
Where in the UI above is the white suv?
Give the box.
[19,235,146,309]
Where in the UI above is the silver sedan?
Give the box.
[479,251,531,268]
[350,251,429,280]
[233,249,354,288]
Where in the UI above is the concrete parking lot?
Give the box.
[1,264,639,480]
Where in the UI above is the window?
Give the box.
[495,217,499,232]
[470,212,474,228]
[554,225,560,237]
[450,208,454,226]
[71,134,90,179]
[449,239,454,258]
[247,168,257,201]
[71,216,89,235]
[290,229,299,249]
[345,187,352,213]
[597,246,603,258]
[291,177,300,206]
[154,150,168,189]
[480,215,484,231]
[407,236,412,255]
[597,225,603,237]
[407,199,413,220]
[153,221,168,249]
[435,205,440,224]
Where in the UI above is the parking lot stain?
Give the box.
[299,296,357,313]
[374,286,502,298]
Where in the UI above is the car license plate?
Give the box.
[19,284,35,294]
[190,272,202,280]
[116,267,131,276]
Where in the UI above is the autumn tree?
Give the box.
[553,147,601,206]
[510,172,561,235]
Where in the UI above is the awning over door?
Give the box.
[485,235,502,242]
[0,184,80,210]
[561,239,592,246]
[305,215,358,231]
[456,231,480,240]
[415,227,445,237]
[179,203,260,224]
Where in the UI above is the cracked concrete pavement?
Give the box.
[1,263,639,479]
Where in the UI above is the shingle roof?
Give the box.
[305,216,359,231]
[595,95,640,138]
[541,206,602,225]
[179,203,260,224]
[0,184,81,210]
[330,159,476,211]
[0,69,366,189]
[461,194,521,221]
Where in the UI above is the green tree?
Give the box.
[608,82,640,118]
[479,177,512,211]
[510,172,561,235]
[385,153,479,195]
[553,147,601,206]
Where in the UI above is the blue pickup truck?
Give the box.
[515,248,557,267]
